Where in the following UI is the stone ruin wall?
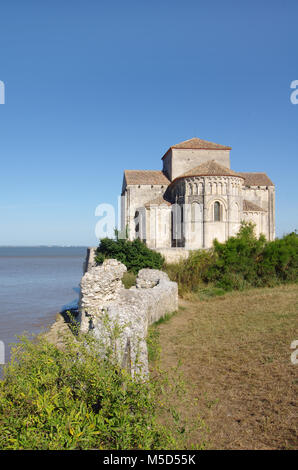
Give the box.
[78,253,178,378]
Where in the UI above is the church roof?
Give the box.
[243,200,267,212]
[162,137,231,159]
[174,160,243,180]
[238,172,274,186]
[124,170,170,186]
[172,137,231,150]
[144,195,171,208]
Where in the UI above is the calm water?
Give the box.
[0,247,87,367]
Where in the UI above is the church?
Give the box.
[121,138,275,262]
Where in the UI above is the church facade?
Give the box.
[121,138,275,261]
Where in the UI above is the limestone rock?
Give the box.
[78,256,178,378]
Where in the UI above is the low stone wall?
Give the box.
[83,247,97,273]
[78,258,178,378]
[154,247,190,264]
[85,246,190,267]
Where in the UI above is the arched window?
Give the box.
[134,209,146,241]
[134,211,140,236]
[214,201,221,221]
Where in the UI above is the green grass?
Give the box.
[153,310,178,326]
[193,286,227,300]
[154,284,298,449]
[146,310,179,363]
[146,308,209,450]
[146,327,161,363]
[121,271,136,289]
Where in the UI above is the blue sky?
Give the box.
[0,0,297,245]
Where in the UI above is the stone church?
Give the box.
[121,138,275,262]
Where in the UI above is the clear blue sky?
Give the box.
[0,0,297,245]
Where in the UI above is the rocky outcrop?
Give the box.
[79,259,127,333]
[78,259,178,378]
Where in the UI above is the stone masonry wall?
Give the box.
[78,257,178,378]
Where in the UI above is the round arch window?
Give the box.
[214,201,221,221]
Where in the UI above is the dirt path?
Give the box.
[43,309,78,348]
[155,284,298,449]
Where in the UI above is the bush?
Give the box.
[95,238,164,274]
[0,334,182,450]
[206,222,267,290]
[207,224,298,290]
[164,223,298,295]
[259,232,298,284]
[164,250,214,296]
[121,271,137,289]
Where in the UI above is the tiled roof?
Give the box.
[243,200,267,212]
[162,137,231,159]
[172,137,231,150]
[238,172,274,186]
[175,160,243,180]
[124,170,170,186]
[144,195,171,208]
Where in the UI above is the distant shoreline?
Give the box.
[0,246,88,257]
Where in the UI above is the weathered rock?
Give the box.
[78,259,127,333]
[136,268,169,289]
[78,257,178,378]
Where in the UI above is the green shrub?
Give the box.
[207,224,298,290]
[259,232,298,284]
[95,238,164,274]
[164,223,298,295]
[164,250,214,296]
[206,222,267,290]
[121,271,137,289]
[0,334,182,450]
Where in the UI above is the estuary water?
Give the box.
[0,247,86,367]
